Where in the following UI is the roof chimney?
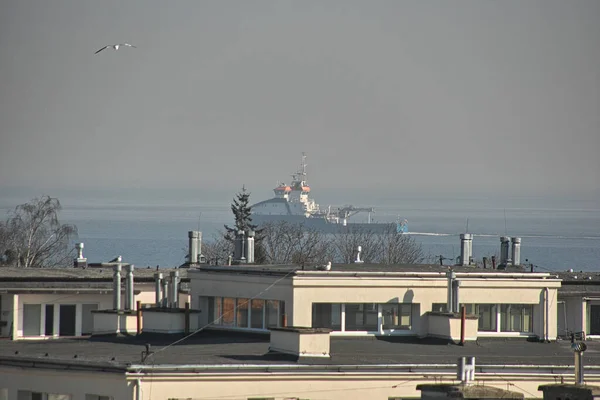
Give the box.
[154,272,163,307]
[234,230,246,263]
[113,264,122,310]
[188,231,201,264]
[500,236,510,266]
[170,270,179,308]
[511,237,522,266]
[246,230,255,264]
[124,264,135,311]
[459,234,473,266]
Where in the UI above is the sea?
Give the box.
[1,192,599,272]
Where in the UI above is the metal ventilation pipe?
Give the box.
[446,270,456,313]
[572,340,587,385]
[113,264,122,310]
[170,270,179,308]
[246,230,255,264]
[161,275,169,308]
[511,237,522,266]
[457,356,476,383]
[76,243,84,259]
[234,231,244,261]
[154,272,163,307]
[125,264,135,311]
[460,234,473,266]
[500,236,511,265]
[188,231,200,264]
[446,270,460,313]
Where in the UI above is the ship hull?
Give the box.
[251,214,399,234]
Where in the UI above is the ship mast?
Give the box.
[292,152,308,187]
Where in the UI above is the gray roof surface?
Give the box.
[556,271,600,283]
[0,331,596,370]
[195,263,540,276]
[0,267,189,281]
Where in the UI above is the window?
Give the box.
[23,304,41,336]
[432,303,447,313]
[462,304,476,315]
[45,305,54,336]
[501,304,533,333]
[59,305,76,336]
[250,299,264,329]
[17,392,71,400]
[207,297,215,323]
[266,300,280,328]
[312,303,342,330]
[222,298,235,326]
[382,304,412,330]
[476,304,497,332]
[85,396,112,400]
[207,297,283,330]
[236,298,249,328]
[345,303,378,331]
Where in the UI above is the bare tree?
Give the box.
[377,226,425,264]
[331,227,381,263]
[330,226,425,265]
[202,233,234,265]
[0,196,77,268]
[260,221,333,265]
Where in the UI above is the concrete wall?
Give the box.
[558,296,587,337]
[292,275,560,339]
[2,364,600,400]
[11,284,156,340]
[142,311,199,334]
[190,271,294,319]
[0,367,131,400]
[136,371,600,400]
[427,313,478,342]
[16,293,112,339]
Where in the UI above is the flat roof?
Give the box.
[192,263,553,278]
[0,267,189,282]
[0,331,597,372]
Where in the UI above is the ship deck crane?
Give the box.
[336,206,376,223]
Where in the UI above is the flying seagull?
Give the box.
[95,43,136,54]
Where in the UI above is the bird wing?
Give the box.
[94,46,109,54]
[122,43,137,48]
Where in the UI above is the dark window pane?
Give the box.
[250,299,264,329]
[236,298,249,328]
[45,305,54,336]
[345,303,378,331]
[312,303,341,330]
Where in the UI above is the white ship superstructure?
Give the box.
[251,154,408,233]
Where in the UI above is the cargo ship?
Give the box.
[251,154,408,234]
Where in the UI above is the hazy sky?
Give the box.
[1,0,599,200]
